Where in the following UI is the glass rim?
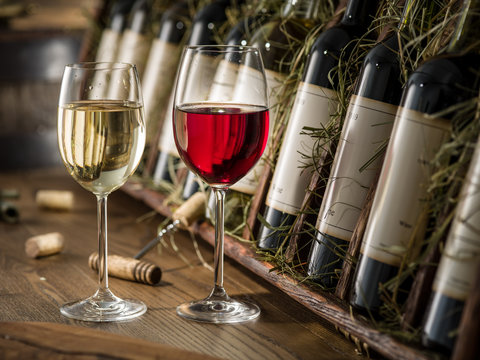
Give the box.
[183,44,260,54]
[65,62,136,71]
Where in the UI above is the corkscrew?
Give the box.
[88,192,206,285]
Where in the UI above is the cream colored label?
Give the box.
[266,82,337,215]
[232,65,273,106]
[96,29,121,63]
[433,138,480,300]
[116,29,150,77]
[157,92,178,157]
[361,107,451,266]
[142,39,181,142]
[231,69,285,194]
[317,95,397,240]
[208,60,241,101]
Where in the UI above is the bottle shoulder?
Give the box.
[250,17,313,73]
[156,2,190,43]
[302,24,367,87]
[188,1,229,45]
[311,23,368,53]
[410,52,480,85]
[402,52,480,115]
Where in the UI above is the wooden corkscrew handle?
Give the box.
[88,253,162,285]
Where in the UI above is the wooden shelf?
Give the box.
[122,180,435,360]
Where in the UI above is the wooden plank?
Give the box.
[0,169,361,360]
[0,322,219,360]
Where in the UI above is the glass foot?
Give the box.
[176,297,260,324]
[60,289,146,322]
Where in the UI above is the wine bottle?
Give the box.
[95,0,136,62]
[350,0,480,314]
[184,1,278,202]
[421,132,480,353]
[151,0,233,186]
[229,0,322,199]
[115,0,152,78]
[256,0,378,252]
[142,1,191,150]
[306,0,425,287]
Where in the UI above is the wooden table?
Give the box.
[0,168,362,359]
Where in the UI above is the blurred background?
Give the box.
[0,0,102,169]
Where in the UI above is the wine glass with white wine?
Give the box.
[57,62,146,322]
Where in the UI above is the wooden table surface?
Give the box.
[0,168,362,360]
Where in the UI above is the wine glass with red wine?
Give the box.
[173,45,269,323]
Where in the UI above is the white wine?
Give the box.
[58,100,146,195]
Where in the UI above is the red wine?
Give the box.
[183,5,276,201]
[174,104,269,186]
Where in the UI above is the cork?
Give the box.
[172,192,206,228]
[88,252,162,285]
[25,232,65,258]
[36,190,74,211]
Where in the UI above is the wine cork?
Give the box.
[88,252,162,285]
[25,232,64,258]
[36,190,74,211]
[0,201,19,223]
[172,192,206,228]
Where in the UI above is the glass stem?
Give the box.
[211,187,228,299]
[96,194,109,292]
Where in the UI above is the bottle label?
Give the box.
[209,60,241,101]
[266,82,338,214]
[433,139,480,301]
[96,29,121,63]
[361,107,451,266]
[317,95,397,240]
[158,92,179,157]
[142,39,181,142]
[231,69,285,194]
[116,29,150,77]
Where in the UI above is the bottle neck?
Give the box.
[129,0,150,33]
[281,0,320,20]
[447,0,480,53]
[340,0,377,28]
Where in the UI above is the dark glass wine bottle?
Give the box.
[183,1,278,202]
[422,132,480,353]
[95,0,136,62]
[306,0,427,287]
[257,0,378,252]
[114,0,153,78]
[142,0,191,150]
[151,0,232,186]
[350,0,480,314]
[230,0,322,199]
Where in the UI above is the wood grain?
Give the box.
[0,168,360,360]
[0,321,219,360]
